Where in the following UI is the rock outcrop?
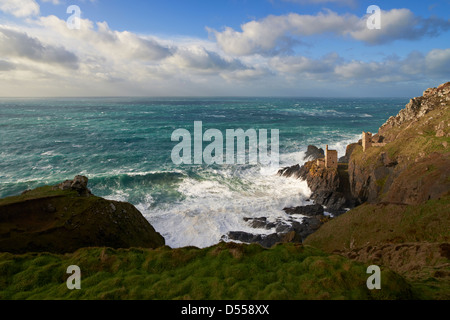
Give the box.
[348,82,450,205]
[55,175,92,197]
[278,159,354,215]
[0,176,165,254]
[280,82,449,212]
[304,145,325,161]
[379,82,450,142]
[222,203,330,248]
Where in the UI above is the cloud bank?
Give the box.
[0,1,449,97]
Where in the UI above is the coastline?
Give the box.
[0,82,449,300]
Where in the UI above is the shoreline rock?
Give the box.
[55,175,92,197]
[222,203,329,248]
[0,176,165,254]
[278,159,354,215]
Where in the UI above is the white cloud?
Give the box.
[270,54,339,74]
[0,7,448,97]
[222,67,271,81]
[41,0,60,4]
[208,10,357,56]
[351,9,450,45]
[164,46,246,74]
[210,9,450,56]
[0,59,15,71]
[268,50,450,84]
[425,48,450,76]
[0,0,39,17]
[0,26,78,68]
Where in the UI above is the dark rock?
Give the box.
[283,204,324,216]
[380,152,398,167]
[304,145,325,161]
[0,180,165,254]
[277,164,301,178]
[311,191,348,215]
[291,216,325,240]
[244,217,276,229]
[224,232,284,248]
[224,210,331,248]
[45,203,56,213]
[56,175,92,197]
[275,222,294,234]
[339,143,359,163]
[279,160,355,214]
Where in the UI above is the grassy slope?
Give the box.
[305,195,450,252]
[304,196,450,299]
[350,102,449,203]
[0,242,413,300]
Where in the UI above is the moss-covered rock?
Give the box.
[0,177,165,254]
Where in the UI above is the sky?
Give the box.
[0,0,449,97]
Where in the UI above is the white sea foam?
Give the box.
[103,189,131,203]
[327,133,361,157]
[137,134,361,248]
[139,160,311,248]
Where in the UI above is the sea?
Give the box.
[0,97,407,248]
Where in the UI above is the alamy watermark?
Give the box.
[66,265,81,290]
[367,265,381,290]
[171,121,279,167]
[367,5,381,30]
[66,5,81,30]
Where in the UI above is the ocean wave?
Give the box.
[140,164,311,248]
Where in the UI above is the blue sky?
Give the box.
[0,0,449,97]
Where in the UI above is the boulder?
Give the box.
[283,204,324,216]
[57,175,91,197]
[304,145,325,161]
[0,179,165,253]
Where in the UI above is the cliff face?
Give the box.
[348,82,450,205]
[278,81,449,214]
[379,82,450,141]
[304,83,450,299]
[279,160,354,214]
[0,176,165,254]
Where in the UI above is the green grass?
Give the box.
[304,196,450,299]
[305,195,450,252]
[0,186,79,206]
[0,243,414,300]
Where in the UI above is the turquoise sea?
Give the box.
[0,97,407,247]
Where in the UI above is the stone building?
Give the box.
[362,131,387,151]
[316,145,338,169]
[325,145,338,169]
[362,131,372,152]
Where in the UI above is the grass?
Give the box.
[0,186,79,206]
[305,195,450,252]
[0,242,414,300]
[304,196,450,299]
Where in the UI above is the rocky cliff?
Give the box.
[0,176,165,254]
[280,82,449,211]
[278,143,357,214]
[302,82,450,299]
[348,82,449,205]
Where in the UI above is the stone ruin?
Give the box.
[362,132,387,152]
[316,145,338,169]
